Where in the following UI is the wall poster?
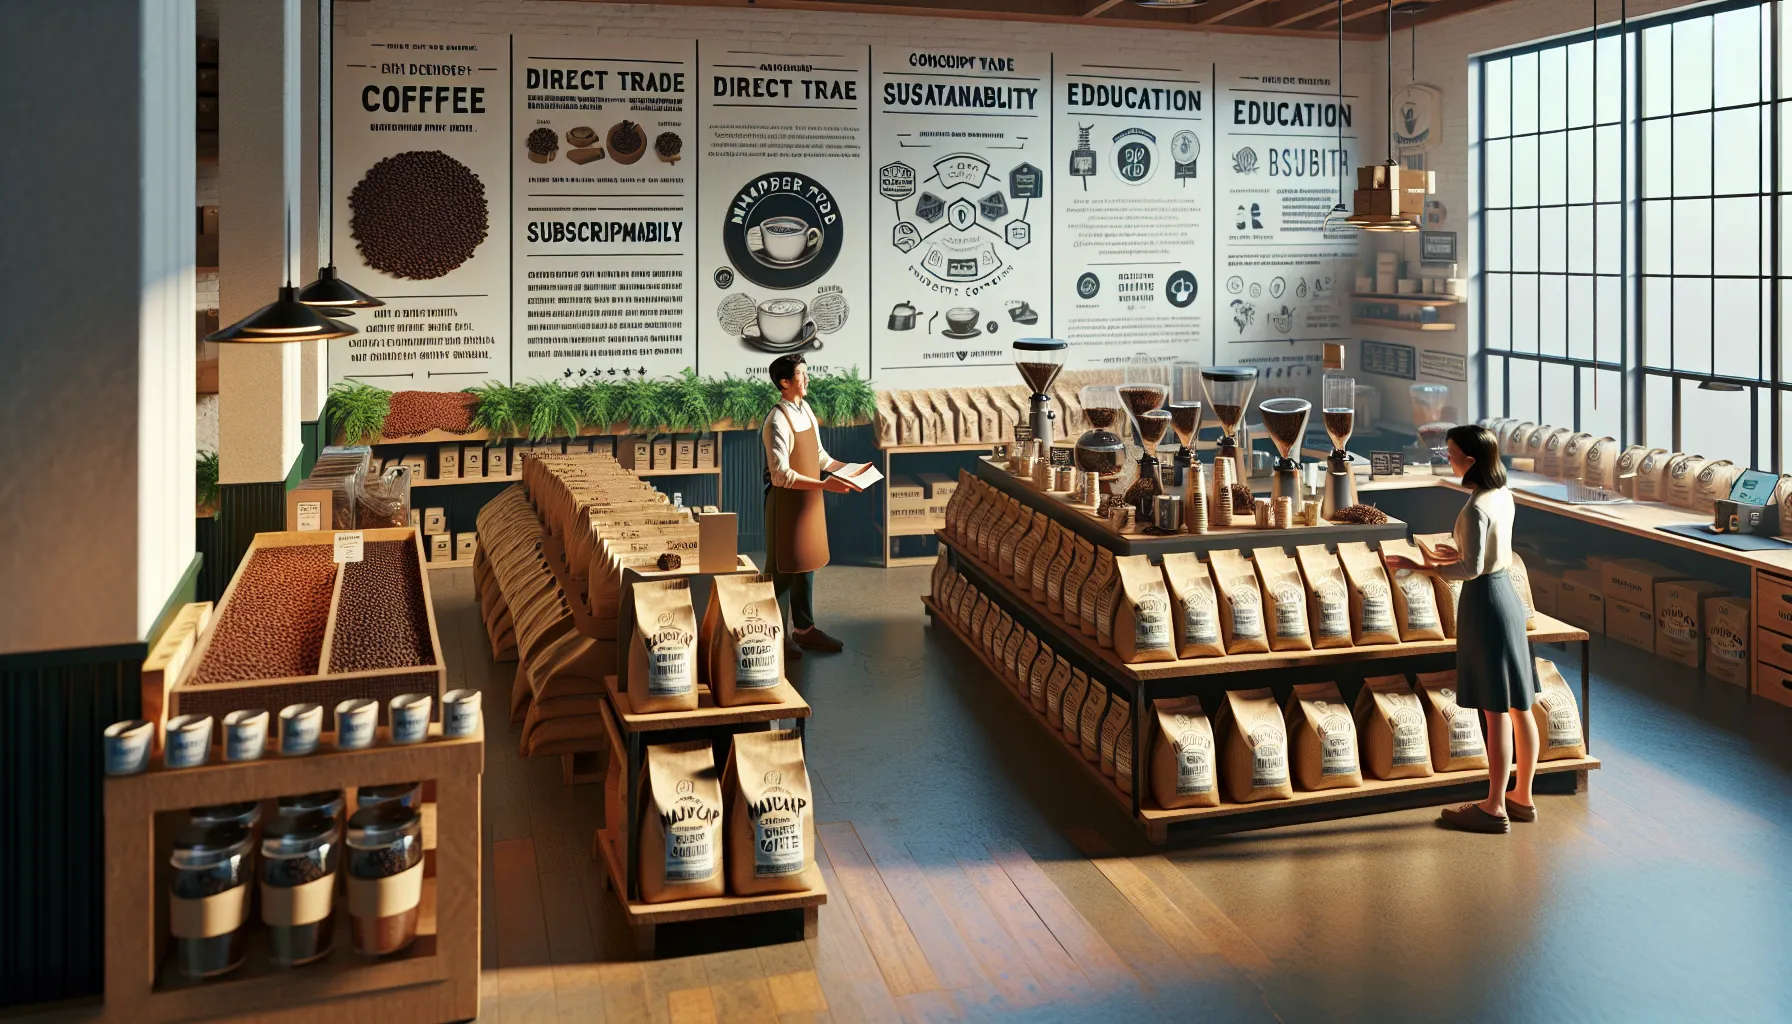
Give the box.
[330,34,510,389]
[511,37,697,384]
[696,45,871,380]
[1216,70,1359,403]
[870,47,1052,389]
[1052,57,1211,369]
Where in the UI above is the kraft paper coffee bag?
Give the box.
[724,729,820,896]
[628,579,699,714]
[874,391,900,448]
[1013,512,1049,585]
[1433,576,1463,638]
[1011,633,1039,692]
[1061,539,1098,626]
[1508,553,1538,630]
[1580,437,1619,490]
[1160,552,1225,658]
[1634,450,1680,503]
[1031,523,1064,602]
[1150,695,1218,810]
[639,740,724,902]
[1095,563,1123,649]
[1693,460,1742,514]
[1354,675,1434,780]
[1337,542,1399,645]
[1415,671,1488,772]
[1294,544,1355,649]
[1380,539,1445,642]
[1531,658,1587,760]
[1081,547,1115,638]
[1284,682,1362,791]
[1044,532,1078,616]
[1666,454,1709,508]
[1078,684,1110,762]
[1216,688,1293,803]
[1253,547,1313,652]
[1043,654,1072,722]
[1059,665,1090,742]
[1208,549,1269,655]
[1099,695,1131,779]
[1114,555,1176,663]
[703,574,785,706]
[1560,432,1595,482]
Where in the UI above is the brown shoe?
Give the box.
[783,638,804,661]
[793,626,844,652]
[1439,803,1509,834]
[1506,800,1537,823]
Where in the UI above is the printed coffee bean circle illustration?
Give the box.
[350,151,489,281]
[525,127,559,157]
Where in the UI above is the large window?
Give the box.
[1479,0,1789,470]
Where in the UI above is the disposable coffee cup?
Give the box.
[164,714,215,769]
[335,698,378,750]
[443,689,482,738]
[279,702,323,756]
[223,709,270,762]
[103,719,154,776]
[389,693,433,745]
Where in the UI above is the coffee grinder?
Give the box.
[1012,338,1068,443]
[1168,360,1204,487]
[1257,397,1311,503]
[1321,373,1358,518]
[1201,366,1258,486]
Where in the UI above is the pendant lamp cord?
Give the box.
[1386,3,1395,162]
[1592,0,1598,412]
[1335,0,1345,206]
[323,0,332,266]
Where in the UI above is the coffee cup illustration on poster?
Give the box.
[695,45,870,378]
[330,34,510,388]
[870,47,1052,389]
[1216,69,1358,369]
[511,37,697,383]
[1052,57,1212,369]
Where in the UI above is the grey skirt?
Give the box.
[1454,570,1539,712]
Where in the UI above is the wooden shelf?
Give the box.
[349,420,759,447]
[878,519,945,538]
[425,557,475,571]
[638,465,721,477]
[411,473,521,489]
[1351,317,1457,331]
[594,825,826,925]
[602,673,809,733]
[876,441,997,454]
[1351,293,1464,306]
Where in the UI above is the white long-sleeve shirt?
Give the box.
[1435,486,1515,581]
[762,399,839,488]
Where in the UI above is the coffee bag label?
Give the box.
[1396,574,1439,629]
[1316,581,1351,638]
[1173,720,1214,795]
[1180,594,1219,645]
[1134,586,1172,651]
[1447,703,1485,759]
[647,626,695,697]
[749,789,807,877]
[1272,583,1308,638]
[1229,588,1264,639]
[1390,704,1428,766]
[1248,724,1288,789]
[1316,707,1357,776]
[663,797,718,881]
[1540,695,1581,748]
[1360,581,1394,633]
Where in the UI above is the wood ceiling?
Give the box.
[582,0,1516,40]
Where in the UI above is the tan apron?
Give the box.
[766,405,830,574]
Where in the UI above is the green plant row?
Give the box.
[323,367,876,445]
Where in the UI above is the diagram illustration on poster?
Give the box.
[871,48,1051,388]
[697,45,871,379]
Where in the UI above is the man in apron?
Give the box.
[763,354,867,659]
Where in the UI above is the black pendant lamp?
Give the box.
[298,10,381,313]
[208,204,356,343]
[1321,0,1350,232]
[1344,1,1427,232]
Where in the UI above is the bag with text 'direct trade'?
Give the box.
[1284,682,1362,791]
[1337,542,1399,645]
[1354,675,1434,780]
[1379,539,1445,642]
[1150,695,1218,810]
[724,729,820,896]
[628,579,699,714]
[1294,544,1354,649]
[639,740,724,903]
[1253,547,1312,652]
[703,574,785,706]
[1415,671,1488,772]
[1531,658,1587,760]
[1160,553,1224,659]
[1215,688,1292,803]
[1114,555,1176,663]
[1208,549,1269,655]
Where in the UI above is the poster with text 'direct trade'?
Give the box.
[512,37,696,385]
[330,34,509,389]
[1216,70,1360,407]
[1053,58,1211,373]
[696,45,870,380]
[871,47,1051,390]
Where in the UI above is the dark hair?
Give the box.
[768,353,806,390]
[1448,423,1506,491]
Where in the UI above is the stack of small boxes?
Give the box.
[1353,164,1435,223]
[1537,550,1745,681]
[616,434,718,471]
[887,476,929,533]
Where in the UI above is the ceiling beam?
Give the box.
[1198,0,1280,25]
[1083,0,1129,17]
[1271,1,1347,30]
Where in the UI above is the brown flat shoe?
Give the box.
[793,627,844,652]
[1439,803,1509,834]
[783,638,804,661]
[1506,800,1537,823]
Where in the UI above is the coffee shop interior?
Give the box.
[9,0,1792,1020]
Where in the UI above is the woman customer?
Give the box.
[1385,423,1538,834]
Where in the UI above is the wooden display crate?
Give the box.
[168,529,447,733]
[102,724,482,1023]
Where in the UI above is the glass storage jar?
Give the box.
[346,802,424,956]
[168,822,254,978]
[356,781,422,811]
[260,811,341,966]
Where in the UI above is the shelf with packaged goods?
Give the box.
[346,421,749,448]
[1350,317,1457,331]
[876,442,990,568]
[1350,293,1465,306]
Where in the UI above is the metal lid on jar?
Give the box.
[277,790,345,816]
[1012,337,1067,352]
[346,800,421,849]
[190,801,262,827]
[262,811,340,857]
[356,781,421,808]
[1200,366,1258,382]
[170,822,252,869]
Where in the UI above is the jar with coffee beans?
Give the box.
[168,822,254,978]
[346,802,424,955]
[260,811,341,966]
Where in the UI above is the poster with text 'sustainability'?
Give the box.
[330,33,510,389]
[511,36,696,385]
[870,47,1053,390]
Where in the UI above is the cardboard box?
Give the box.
[695,511,739,574]
[408,509,421,531]
[888,475,925,503]
[619,437,652,470]
[1557,569,1605,633]
[423,507,447,536]
[675,439,695,470]
[456,532,478,561]
[696,437,717,468]
[1653,580,1729,668]
[399,454,428,481]
[1605,598,1655,652]
[1706,595,1750,684]
[462,445,485,478]
[1603,558,1685,613]
[429,533,453,563]
[437,444,460,480]
[1529,565,1562,617]
[285,487,333,533]
[919,472,958,501]
[652,439,674,470]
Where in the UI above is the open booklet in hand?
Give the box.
[833,462,884,490]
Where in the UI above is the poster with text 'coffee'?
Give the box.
[330,34,510,389]
[695,45,870,380]
[1216,70,1360,405]
[1052,57,1211,370]
[870,47,1052,390]
[511,37,696,384]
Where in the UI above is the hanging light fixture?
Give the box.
[208,205,357,342]
[1321,0,1350,232]
[1344,1,1430,232]
[297,8,382,312]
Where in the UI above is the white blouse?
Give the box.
[1435,486,1514,581]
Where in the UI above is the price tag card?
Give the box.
[295,500,322,532]
[333,531,365,563]
[1370,451,1405,478]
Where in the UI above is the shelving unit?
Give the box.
[1350,317,1457,331]
[875,441,991,567]
[1350,293,1464,306]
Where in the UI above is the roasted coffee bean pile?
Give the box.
[381,389,480,437]
[330,541,434,671]
[349,150,489,281]
[1331,503,1391,525]
[194,547,337,683]
[172,862,244,899]
[350,837,420,879]
[1229,483,1256,514]
[656,552,682,571]
[526,127,558,156]
[263,850,332,887]
[609,120,643,154]
[654,131,682,158]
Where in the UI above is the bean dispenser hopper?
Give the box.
[1012,338,1067,444]
[1168,360,1204,486]
[1321,374,1358,518]
[1201,366,1258,484]
[1257,397,1311,503]
[1074,385,1128,505]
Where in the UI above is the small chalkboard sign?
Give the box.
[1049,444,1075,468]
[1420,230,1458,263]
[1370,451,1405,477]
[1012,425,1034,446]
